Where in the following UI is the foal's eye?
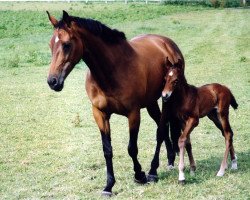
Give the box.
[173,80,178,86]
[62,43,71,52]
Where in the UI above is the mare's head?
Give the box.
[47,11,84,91]
[162,57,184,102]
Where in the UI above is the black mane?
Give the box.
[70,17,126,44]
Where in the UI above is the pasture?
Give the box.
[0,2,249,199]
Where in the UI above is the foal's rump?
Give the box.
[199,83,238,111]
[230,93,238,110]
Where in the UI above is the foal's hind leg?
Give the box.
[216,107,236,176]
[207,109,224,135]
[207,109,237,173]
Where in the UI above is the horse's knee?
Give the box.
[178,137,186,149]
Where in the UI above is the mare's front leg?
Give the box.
[162,101,176,169]
[178,117,198,184]
[92,106,115,196]
[128,109,147,184]
[147,101,171,182]
[146,101,163,182]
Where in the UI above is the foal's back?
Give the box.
[197,83,234,117]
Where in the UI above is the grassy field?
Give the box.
[0,2,249,199]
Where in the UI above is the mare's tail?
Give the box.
[230,93,238,110]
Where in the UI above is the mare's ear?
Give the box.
[46,11,58,27]
[174,58,183,69]
[62,10,71,27]
[164,57,173,68]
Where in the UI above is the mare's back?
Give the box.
[129,34,184,106]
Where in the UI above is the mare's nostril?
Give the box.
[51,77,58,86]
[47,76,63,91]
[48,76,58,87]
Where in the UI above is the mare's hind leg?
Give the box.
[216,107,236,176]
[147,101,165,182]
[92,106,115,196]
[127,109,147,184]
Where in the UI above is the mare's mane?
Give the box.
[57,16,126,44]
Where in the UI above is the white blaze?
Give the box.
[169,70,173,76]
[55,36,59,43]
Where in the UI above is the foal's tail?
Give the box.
[230,93,238,110]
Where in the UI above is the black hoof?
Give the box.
[178,180,185,185]
[134,171,147,184]
[147,174,159,183]
[101,191,112,197]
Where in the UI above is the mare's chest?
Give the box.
[85,71,136,115]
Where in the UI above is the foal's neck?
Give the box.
[80,29,134,91]
[176,77,190,98]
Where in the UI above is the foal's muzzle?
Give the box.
[47,75,64,92]
[162,91,172,103]
[162,95,170,103]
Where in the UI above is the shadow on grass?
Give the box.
[157,149,250,185]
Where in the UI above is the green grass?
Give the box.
[0,2,249,199]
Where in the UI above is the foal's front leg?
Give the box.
[92,106,115,196]
[178,117,198,184]
[128,110,147,184]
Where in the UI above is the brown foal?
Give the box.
[162,58,238,183]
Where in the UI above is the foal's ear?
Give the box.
[62,10,71,27]
[174,58,183,69]
[164,57,173,68]
[46,11,58,27]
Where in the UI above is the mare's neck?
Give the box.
[79,29,134,91]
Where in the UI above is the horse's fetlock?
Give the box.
[108,177,116,186]
[128,146,138,157]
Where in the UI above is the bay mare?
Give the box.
[46,11,184,195]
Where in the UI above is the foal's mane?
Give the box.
[58,16,126,44]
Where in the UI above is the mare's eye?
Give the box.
[173,80,178,86]
[62,43,71,52]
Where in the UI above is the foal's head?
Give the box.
[47,11,84,91]
[162,57,184,102]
